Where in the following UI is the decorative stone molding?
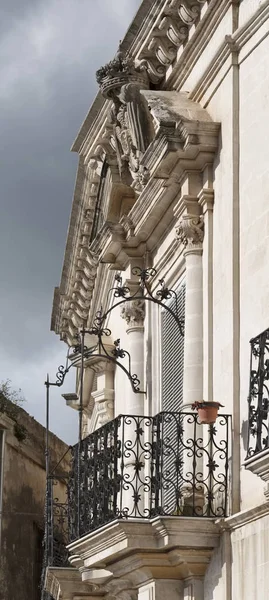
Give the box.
[93,392,114,427]
[121,299,145,328]
[137,0,209,83]
[82,353,115,433]
[105,579,137,600]
[67,518,220,583]
[96,51,154,193]
[244,449,269,501]
[175,214,204,251]
[96,52,149,99]
[198,187,214,213]
[45,567,104,600]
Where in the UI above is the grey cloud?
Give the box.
[0,0,141,441]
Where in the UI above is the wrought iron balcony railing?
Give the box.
[247,328,269,458]
[68,411,231,542]
[41,476,69,600]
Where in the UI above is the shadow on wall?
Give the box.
[0,484,44,600]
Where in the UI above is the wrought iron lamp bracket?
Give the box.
[67,266,185,395]
[45,266,184,393]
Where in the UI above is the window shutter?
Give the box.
[161,282,185,411]
[160,282,186,513]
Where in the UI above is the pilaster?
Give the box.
[120,278,145,416]
[198,174,214,403]
[175,198,204,405]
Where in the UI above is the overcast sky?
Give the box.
[0,0,141,444]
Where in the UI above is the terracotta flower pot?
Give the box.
[192,402,223,424]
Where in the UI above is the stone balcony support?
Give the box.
[65,517,220,600]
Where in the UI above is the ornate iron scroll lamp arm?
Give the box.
[104,266,185,336]
[73,266,184,395]
[73,308,143,394]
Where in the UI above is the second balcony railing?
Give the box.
[68,411,231,542]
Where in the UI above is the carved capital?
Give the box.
[121,299,145,328]
[175,214,204,252]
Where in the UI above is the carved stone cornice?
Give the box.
[121,299,145,329]
[175,214,204,253]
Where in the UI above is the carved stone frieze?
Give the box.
[137,0,208,83]
[59,247,99,345]
[121,299,145,328]
[175,214,204,251]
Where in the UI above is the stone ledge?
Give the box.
[217,502,269,531]
[67,517,220,581]
[244,448,269,482]
[45,567,106,600]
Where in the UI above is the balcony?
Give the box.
[45,411,230,560]
[69,411,230,541]
[245,328,269,487]
[43,411,231,598]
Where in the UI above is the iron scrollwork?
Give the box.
[46,266,184,394]
[68,411,230,542]
[41,474,70,600]
[112,267,185,335]
[247,328,269,457]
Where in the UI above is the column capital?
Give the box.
[121,299,145,330]
[175,214,204,255]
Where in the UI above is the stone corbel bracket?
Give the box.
[140,90,220,180]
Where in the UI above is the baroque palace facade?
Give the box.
[46,2,269,600]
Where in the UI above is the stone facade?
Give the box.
[0,397,68,600]
[50,1,269,599]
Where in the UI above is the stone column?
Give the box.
[121,295,145,416]
[120,291,146,517]
[176,214,204,405]
[176,210,204,513]
[198,176,214,404]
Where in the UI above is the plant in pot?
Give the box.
[191,401,224,424]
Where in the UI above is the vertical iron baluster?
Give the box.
[120,416,124,517]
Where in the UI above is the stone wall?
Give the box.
[0,400,69,600]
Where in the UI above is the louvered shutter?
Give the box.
[161,282,185,411]
[160,282,185,513]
